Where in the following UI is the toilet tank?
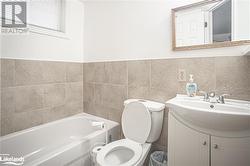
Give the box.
[124,99,165,143]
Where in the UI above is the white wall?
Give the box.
[232,0,250,41]
[1,0,84,62]
[83,0,248,62]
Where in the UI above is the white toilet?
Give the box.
[96,99,165,166]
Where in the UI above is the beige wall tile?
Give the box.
[178,57,216,92]
[83,83,94,102]
[83,63,95,83]
[1,59,15,87]
[102,84,127,110]
[107,107,122,124]
[151,58,216,96]
[106,61,127,85]
[15,60,66,85]
[1,88,15,116]
[15,86,44,113]
[216,56,250,89]
[66,62,83,82]
[128,86,150,99]
[155,117,168,147]
[93,83,103,105]
[1,59,84,136]
[44,84,66,107]
[84,63,95,83]
[128,60,150,87]
[42,61,66,83]
[215,56,250,100]
[1,88,15,135]
[226,88,250,101]
[42,102,81,123]
[94,62,108,83]
[11,110,43,132]
[149,87,176,103]
[2,56,250,142]
[151,59,179,91]
[1,114,15,135]
[84,62,108,83]
[66,100,83,115]
[84,102,108,119]
[65,82,83,102]
[15,60,44,85]
[80,56,249,153]
[42,107,66,123]
[86,83,127,110]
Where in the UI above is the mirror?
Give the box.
[172,0,250,51]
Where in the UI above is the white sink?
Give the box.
[166,95,250,135]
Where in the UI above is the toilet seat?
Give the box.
[97,101,154,166]
[96,139,143,166]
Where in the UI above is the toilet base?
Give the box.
[136,143,151,166]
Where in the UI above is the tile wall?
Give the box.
[1,56,249,153]
[1,59,83,135]
[83,56,250,151]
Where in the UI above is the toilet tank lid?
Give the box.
[124,99,165,112]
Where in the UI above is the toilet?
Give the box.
[96,99,165,166]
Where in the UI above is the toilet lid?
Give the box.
[122,101,151,144]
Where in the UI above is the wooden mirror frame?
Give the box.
[172,0,250,51]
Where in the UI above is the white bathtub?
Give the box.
[0,113,119,166]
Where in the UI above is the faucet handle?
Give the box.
[209,92,216,98]
[218,94,230,104]
[198,90,209,101]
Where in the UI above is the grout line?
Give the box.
[126,61,129,99]
[87,81,127,87]
[149,60,152,90]
[2,81,84,89]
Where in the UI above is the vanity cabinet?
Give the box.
[211,136,250,166]
[168,113,250,166]
[168,113,210,166]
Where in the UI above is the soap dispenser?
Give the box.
[186,74,197,97]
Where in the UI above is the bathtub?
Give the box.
[0,113,119,166]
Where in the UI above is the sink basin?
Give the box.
[166,95,250,135]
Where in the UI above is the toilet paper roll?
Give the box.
[91,146,103,165]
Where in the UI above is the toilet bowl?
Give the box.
[96,99,165,166]
[97,139,150,166]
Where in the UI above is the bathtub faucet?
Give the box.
[91,121,105,129]
[91,121,109,144]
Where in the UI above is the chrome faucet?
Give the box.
[199,91,230,104]
[217,94,230,104]
[199,90,209,101]
[209,92,216,98]
[208,91,218,103]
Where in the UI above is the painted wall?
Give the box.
[1,0,84,62]
[232,0,250,41]
[1,0,249,62]
[83,0,248,62]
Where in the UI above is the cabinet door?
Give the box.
[168,113,209,166]
[211,136,250,166]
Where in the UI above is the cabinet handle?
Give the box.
[214,144,218,149]
[202,141,207,145]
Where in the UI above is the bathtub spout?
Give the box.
[91,121,105,129]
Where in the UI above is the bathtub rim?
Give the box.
[0,113,119,141]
